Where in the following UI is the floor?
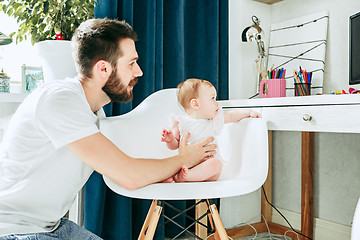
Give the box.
[164,232,293,240]
[164,234,247,240]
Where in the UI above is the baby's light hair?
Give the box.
[177,78,214,110]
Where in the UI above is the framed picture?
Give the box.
[21,65,44,93]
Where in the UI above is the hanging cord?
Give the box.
[261,186,313,240]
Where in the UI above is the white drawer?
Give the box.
[261,105,360,133]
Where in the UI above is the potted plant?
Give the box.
[0,0,95,81]
[0,0,95,44]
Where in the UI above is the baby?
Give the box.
[161,78,261,183]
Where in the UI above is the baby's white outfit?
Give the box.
[170,107,225,164]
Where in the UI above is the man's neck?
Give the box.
[79,75,110,113]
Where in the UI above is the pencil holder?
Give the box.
[260,79,286,98]
[294,83,311,96]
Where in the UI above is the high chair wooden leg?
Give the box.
[209,204,228,240]
[138,200,162,240]
[206,201,215,229]
[195,199,208,239]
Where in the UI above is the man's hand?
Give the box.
[178,132,216,168]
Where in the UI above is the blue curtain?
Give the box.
[84,0,228,239]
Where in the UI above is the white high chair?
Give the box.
[100,89,269,240]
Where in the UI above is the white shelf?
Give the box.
[220,94,360,108]
[0,93,29,103]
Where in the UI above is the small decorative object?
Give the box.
[56,33,64,40]
[0,68,10,93]
[349,88,360,94]
[21,65,44,93]
[255,58,268,81]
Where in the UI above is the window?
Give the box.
[0,12,41,92]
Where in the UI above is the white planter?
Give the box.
[36,40,77,81]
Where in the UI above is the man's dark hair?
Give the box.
[72,18,138,78]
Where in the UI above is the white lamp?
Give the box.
[241,16,267,98]
[0,32,12,68]
[0,32,12,45]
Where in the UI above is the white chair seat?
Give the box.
[104,173,266,201]
[103,118,268,200]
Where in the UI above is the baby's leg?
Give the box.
[160,176,174,183]
[173,167,189,182]
[174,158,222,182]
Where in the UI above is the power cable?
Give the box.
[261,186,313,240]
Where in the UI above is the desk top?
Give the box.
[219,94,360,108]
[219,94,360,133]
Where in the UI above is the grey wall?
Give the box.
[272,131,360,225]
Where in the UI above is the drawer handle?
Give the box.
[303,114,312,121]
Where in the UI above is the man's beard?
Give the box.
[102,68,138,103]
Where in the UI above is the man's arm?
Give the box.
[68,132,215,190]
[224,109,261,124]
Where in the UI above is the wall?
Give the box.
[271,0,360,93]
[270,0,360,227]
[229,0,271,99]
[229,0,360,229]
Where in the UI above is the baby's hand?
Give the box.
[250,110,261,118]
[161,129,174,143]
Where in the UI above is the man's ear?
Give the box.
[94,60,112,80]
[190,98,199,110]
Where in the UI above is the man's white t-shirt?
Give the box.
[0,78,104,236]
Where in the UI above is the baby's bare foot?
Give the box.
[174,167,188,182]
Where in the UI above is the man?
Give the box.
[0,18,216,239]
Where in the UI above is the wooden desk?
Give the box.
[219,94,360,240]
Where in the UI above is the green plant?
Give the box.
[0,0,95,44]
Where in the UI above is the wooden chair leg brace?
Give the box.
[138,199,229,240]
[138,200,163,240]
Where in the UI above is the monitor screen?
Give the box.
[350,12,360,85]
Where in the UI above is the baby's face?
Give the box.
[196,84,219,119]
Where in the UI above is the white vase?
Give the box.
[36,40,77,81]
